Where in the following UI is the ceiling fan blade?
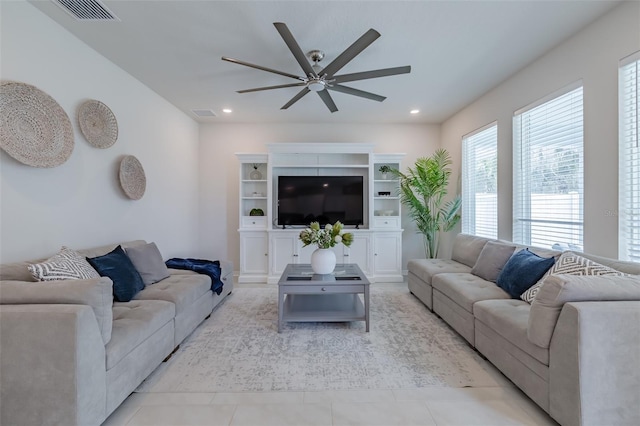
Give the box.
[281,87,311,110]
[273,22,316,77]
[221,56,303,81]
[318,90,338,113]
[320,29,380,78]
[333,66,411,84]
[328,85,386,102]
[237,83,306,94]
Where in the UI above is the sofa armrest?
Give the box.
[0,277,114,344]
[0,304,107,426]
[549,301,640,426]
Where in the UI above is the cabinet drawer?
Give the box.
[373,217,400,228]
[242,216,267,228]
[281,284,364,294]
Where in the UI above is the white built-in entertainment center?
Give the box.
[237,143,403,284]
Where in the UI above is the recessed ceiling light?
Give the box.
[222,108,232,113]
[410,109,420,114]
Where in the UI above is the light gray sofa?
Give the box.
[0,240,234,426]
[408,233,640,426]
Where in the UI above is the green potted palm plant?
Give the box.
[392,149,461,258]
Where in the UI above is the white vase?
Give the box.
[311,248,336,275]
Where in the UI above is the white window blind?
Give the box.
[513,84,584,250]
[462,123,498,238]
[620,53,640,262]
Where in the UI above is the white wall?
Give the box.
[0,1,200,263]
[440,1,640,258]
[198,123,440,270]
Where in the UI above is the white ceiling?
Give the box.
[28,0,619,124]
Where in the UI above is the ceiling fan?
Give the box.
[221,22,411,113]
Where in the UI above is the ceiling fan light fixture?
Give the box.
[307,81,325,92]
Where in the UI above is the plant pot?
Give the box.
[311,248,336,275]
[381,172,388,180]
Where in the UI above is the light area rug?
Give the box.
[136,286,499,393]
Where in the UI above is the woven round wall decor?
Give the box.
[0,81,74,168]
[119,155,146,200]
[78,99,118,148]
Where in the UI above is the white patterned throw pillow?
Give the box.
[521,251,626,303]
[28,246,100,281]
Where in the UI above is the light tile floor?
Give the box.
[102,283,559,426]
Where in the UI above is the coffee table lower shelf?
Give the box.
[282,293,365,324]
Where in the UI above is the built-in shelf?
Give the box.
[236,146,405,285]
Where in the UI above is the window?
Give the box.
[462,123,498,238]
[513,84,584,250]
[620,53,640,262]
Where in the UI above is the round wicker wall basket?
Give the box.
[119,155,146,200]
[0,81,74,168]
[78,99,118,148]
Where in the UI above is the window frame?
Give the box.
[619,51,640,262]
[461,122,498,239]
[512,82,584,250]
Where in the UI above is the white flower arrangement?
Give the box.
[299,221,354,249]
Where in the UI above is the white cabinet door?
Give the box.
[374,232,402,279]
[346,233,371,274]
[271,233,297,275]
[240,232,268,275]
[330,244,348,265]
[298,241,315,264]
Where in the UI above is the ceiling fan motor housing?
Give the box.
[308,50,325,64]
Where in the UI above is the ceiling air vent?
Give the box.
[53,0,120,21]
[191,109,217,117]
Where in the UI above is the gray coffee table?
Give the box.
[277,263,370,332]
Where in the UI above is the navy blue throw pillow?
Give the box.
[87,245,145,302]
[496,249,555,298]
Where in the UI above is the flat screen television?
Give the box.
[277,176,364,226]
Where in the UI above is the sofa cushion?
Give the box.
[0,241,147,282]
[496,249,555,298]
[0,262,39,282]
[87,246,145,303]
[513,245,561,261]
[125,242,170,285]
[528,274,640,348]
[135,273,211,316]
[0,277,114,344]
[432,273,510,313]
[77,240,147,259]
[106,299,175,369]
[474,299,549,365]
[451,234,490,268]
[471,241,516,283]
[521,251,627,303]
[407,259,471,284]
